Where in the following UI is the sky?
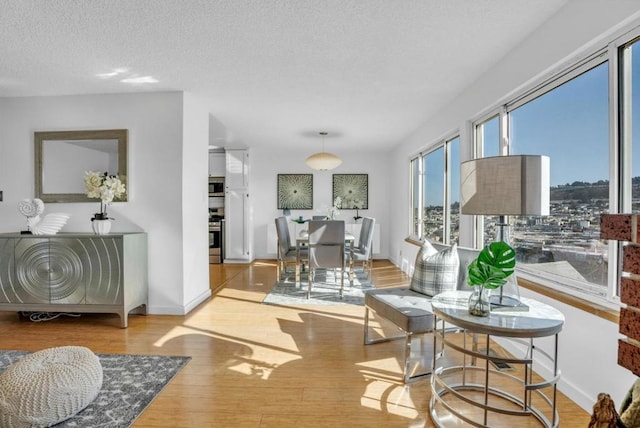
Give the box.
[509,61,610,187]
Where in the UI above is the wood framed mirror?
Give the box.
[35,129,128,203]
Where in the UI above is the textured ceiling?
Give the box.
[0,0,569,152]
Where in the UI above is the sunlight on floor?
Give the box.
[152,325,197,347]
[360,380,420,418]
[152,321,304,381]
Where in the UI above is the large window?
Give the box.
[621,37,640,214]
[448,137,460,244]
[408,26,640,304]
[508,61,610,295]
[410,157,421,237]
[475,115,500,158]
[410,136,460,244]
[617,36,640,298]
[423,147,445,242]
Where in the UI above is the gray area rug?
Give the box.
[0,350,190,427]
[263,268,373,305]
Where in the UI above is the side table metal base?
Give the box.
[428,291,564,428]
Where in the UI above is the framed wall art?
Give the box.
[277,174,313,209]
[332,174,368,209]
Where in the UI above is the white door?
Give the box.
[225,149,249,189]
[225,189,250,261]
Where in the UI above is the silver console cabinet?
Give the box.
[0,232,147,328]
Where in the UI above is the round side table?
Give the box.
[429,290,564,428]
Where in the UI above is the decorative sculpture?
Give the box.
[18,198,69,235]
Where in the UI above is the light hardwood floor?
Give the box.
[0,260,590,427]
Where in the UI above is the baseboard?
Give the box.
[223,258,253,264]
[147,288,211,316]
[146,305,186,315]
[388,255,402,271]
[184,289,212,314]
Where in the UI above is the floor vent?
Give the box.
[479,348,514,371]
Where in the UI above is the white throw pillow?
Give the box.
[410,241,460,296]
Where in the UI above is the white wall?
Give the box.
[387,1,640,412]
[250,146,390,259]
[0,91,210,315]
[516,287,631,411]
[181,93,212,311]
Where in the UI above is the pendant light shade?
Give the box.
[305,132,342,170]
[305,152,342,170]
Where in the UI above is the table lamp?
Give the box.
[460,155,550,309]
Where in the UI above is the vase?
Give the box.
[92,219,112,235]
[468,287,490,317]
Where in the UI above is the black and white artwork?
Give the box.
[332,174,368,209]
[277,174,313,209]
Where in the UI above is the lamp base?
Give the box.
[490,295,529,312]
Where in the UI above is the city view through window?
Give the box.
[507,61,611,292]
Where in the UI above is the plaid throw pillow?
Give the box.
[410,241,460,296]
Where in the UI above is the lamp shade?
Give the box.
[305,152,342,170]
[460,155,550,216]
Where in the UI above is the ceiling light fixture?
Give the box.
[305,132,342,171]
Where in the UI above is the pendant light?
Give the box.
[305,132,342,170]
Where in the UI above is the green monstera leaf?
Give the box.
[467,241,516,290]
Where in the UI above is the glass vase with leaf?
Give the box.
[467,241,516,317]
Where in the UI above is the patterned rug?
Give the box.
[0,350,190,427]
[263,268,374,305]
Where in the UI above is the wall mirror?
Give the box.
[35,129,128,203]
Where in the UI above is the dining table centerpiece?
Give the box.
[467,241,516,317]
[84,171,126,234]
[327,196,342,220]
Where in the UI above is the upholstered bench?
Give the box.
[0,346,103,427]
[364,242,480,383]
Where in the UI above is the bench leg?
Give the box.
[364,306,406,345]
[404,332,433,383]
[364,307,433,383]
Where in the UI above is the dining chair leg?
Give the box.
[307,267,313,299]
[349,255,354,286]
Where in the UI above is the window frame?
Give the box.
[409,132,460,244]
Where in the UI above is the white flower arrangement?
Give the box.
[327,196,342,220]
[84,171,126,220]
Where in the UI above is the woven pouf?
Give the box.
[0,346,103,428]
